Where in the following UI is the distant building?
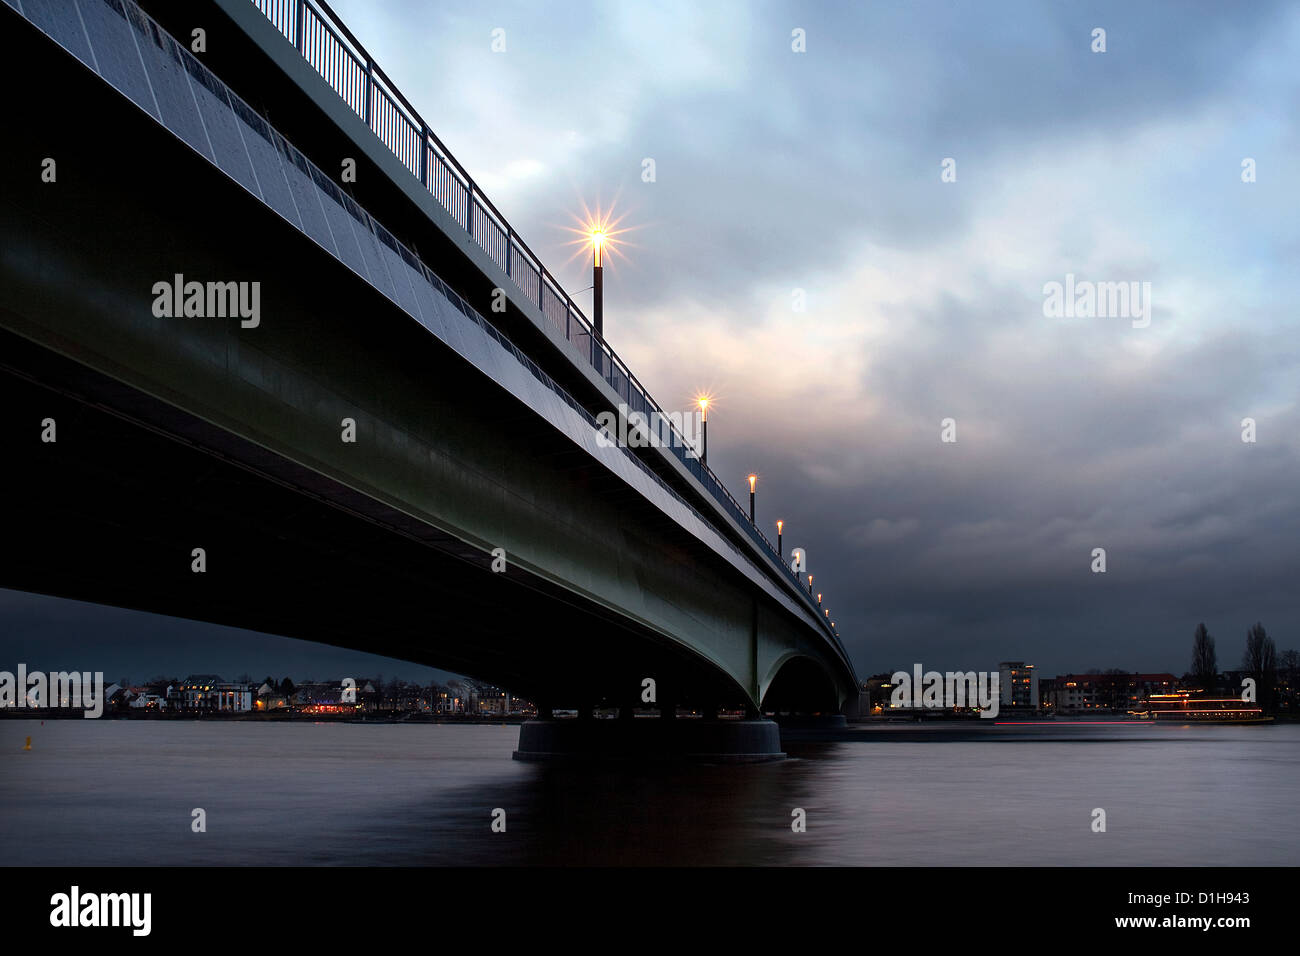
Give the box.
[1044,673,1177,713]
[473,683,528,715]
[378,681,430,712]
[357,681,378,710]
[861,674,897,713]
[431,683,532,715]
[169,675,253,712]
[255,682,289,710]
[127,683,170,710]
[294,681,346,708]
[482,687,533,715]
[999,662,1038,710]
[290,679,374,712]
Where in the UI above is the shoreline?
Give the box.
[4,710,1292,726]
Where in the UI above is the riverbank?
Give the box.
[0,709,530,724]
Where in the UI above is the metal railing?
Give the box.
[247,0,841,645]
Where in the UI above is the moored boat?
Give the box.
[1129,692,1273,724]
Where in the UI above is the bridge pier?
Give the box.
[512,718,784,763]
[772,713,851,744]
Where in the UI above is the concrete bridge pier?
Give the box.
[772,713,851,745]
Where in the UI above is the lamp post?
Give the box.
[807,573,814,595]
[776,520,783,558]
[747,474,757,522]
[697,396,710,463]
[590,229,604,340]
[817,592,822,606]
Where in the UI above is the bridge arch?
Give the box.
[760,653,842,715]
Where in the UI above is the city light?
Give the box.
[564,203,634,341]
[696,394,712,462]
[563,201,633,269]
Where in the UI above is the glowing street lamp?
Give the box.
[568,204,631,341]
[776,519,784,557]
[807,573,814,595]
[747,473,758,522]
[817,592,822,606]
[696,395,711,463]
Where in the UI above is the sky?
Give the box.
[5,0,1299,684]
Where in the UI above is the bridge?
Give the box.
[0,0,859,757]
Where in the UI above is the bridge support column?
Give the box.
[773,713,851,744]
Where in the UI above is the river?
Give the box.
[2,720,1295,866]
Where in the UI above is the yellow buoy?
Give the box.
[23,736,32,751]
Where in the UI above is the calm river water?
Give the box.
[1,720,1296,866]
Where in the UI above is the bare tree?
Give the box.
[1242,622,1278,712]
[1191,622,1217,694]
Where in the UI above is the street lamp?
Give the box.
[589,228,605,339]
[776,519,783,558]
[747,474,757,522]
[817,592,822,606]
[807,573,814,595]
[696,395,710,463]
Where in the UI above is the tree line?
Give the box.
[1190,621,1296,712]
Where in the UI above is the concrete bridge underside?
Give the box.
[0,1,854,716]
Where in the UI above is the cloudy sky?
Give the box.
[5,0,1299,684]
